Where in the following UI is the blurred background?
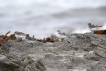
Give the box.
[0,0,106,38]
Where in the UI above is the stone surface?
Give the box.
[0,33,106,71]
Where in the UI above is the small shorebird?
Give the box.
[88,23,102,31]
[55,29,67,41]
[14,31,26,40]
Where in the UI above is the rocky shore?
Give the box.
[0,33,106,71]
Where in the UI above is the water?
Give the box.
[0,0,106,38]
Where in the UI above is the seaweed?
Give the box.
[0,31,16,46]
[0,31,60,46]
[94,30,106,34]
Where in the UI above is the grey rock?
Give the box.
[0,33,106,71]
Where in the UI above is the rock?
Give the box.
[0,33,106,71]
[0,54,20,71]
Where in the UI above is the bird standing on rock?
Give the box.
[55,29,67,41]
[88,23,102,31]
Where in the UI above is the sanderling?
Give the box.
[55,29,67,41]
[14,31,26,40]
[88,23,102,31]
